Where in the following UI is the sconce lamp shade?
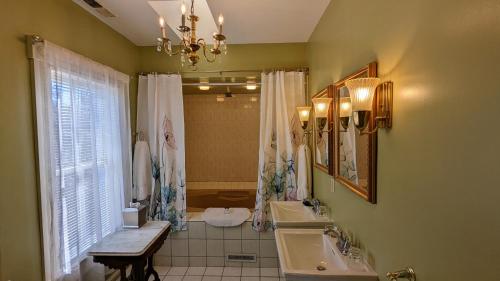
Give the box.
[312,97,332,118]
[339,97,352,118]
[297,106,312,122]
[345,78,380,112]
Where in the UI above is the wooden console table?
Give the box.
[88,221,171,281]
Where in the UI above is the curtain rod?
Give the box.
[183,82,262,86]
[138,67,309,76]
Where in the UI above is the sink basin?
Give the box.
[275,228,378,281]
[270,201,331,228]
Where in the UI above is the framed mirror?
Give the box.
[334,62,377,203]
[312,85,334,175]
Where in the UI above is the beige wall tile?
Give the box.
[184,95,259,182]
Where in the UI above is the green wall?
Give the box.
[0,0,140,280]
[139,43,307,73]
[308,1,500,280]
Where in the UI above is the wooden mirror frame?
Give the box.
[333,62,378,203]
[312,85,334,175]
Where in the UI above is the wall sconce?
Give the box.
[312,97,332,134]
[339,97,352,130]
[296,106,312,130]
[345,78,393,134]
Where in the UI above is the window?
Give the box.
[50,70,121,261]
[32,41,131,279]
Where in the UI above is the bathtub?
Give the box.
[154,210,280,268]
[186,181,257,212]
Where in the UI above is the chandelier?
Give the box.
[156,0,227,68]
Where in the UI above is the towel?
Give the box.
[296,144,311,200]
[133,140,152,201]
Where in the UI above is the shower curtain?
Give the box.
[137,74,187,231]
[253,71,306,231]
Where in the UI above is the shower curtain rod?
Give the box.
[137,67,308,76]
[183,82,262,86]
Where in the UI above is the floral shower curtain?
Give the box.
[253,71,306,231]
[137,74,187,231]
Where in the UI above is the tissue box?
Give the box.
[122,205,147,229]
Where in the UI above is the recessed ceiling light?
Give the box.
[246,84,258,90]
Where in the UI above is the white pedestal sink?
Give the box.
[275,228,378,281]
[270,201,331,228]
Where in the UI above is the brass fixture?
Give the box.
[386,267,416,281]
[296,106,312,130]
[156,0,227,69]
[338,97,352,131]
[345,78,393,134]
[312,97,333,136]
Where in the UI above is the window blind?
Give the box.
[32,40,132,280]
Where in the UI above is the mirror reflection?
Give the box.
[312,87,333,175]
[334,62,377,203]
[337,86,371,187]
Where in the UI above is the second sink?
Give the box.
[270,201,331,228]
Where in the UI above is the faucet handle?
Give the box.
[323,224,334,234]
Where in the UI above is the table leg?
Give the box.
[132,260,146,281]
[145,255,161,281]
[120,266,128,281]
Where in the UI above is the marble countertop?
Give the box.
[87,221,170,257]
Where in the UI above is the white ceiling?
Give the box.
[73,0,330,46]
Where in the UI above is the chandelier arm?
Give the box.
[161,39,184,56]
[197,38,217,63]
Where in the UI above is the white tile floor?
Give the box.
[151,266,286,281]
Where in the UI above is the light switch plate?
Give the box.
[330,177,335,193]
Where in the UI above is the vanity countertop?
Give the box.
[87,221,170,257]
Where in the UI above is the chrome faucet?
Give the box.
[311,199,321,214]
[336,232,351,255]
[324,225,350,255]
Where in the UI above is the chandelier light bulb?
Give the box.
[181,2,186,15]
[159,16,165,27]
[218,14,224,25]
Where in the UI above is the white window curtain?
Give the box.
[137,74,187,231]
[253,71,306,231]
[32,41,132,281]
